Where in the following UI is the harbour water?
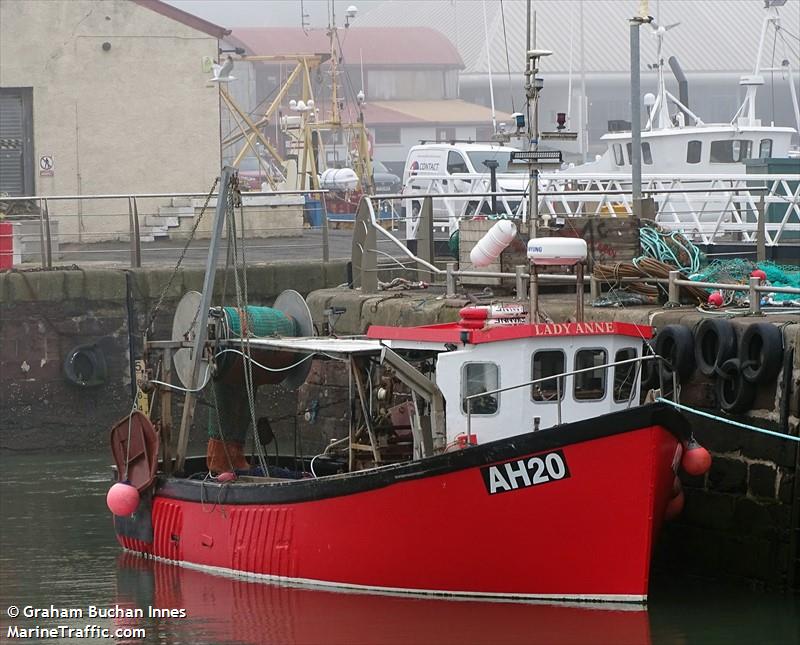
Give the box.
[0,452,797,645]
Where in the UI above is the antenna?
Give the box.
[482,0,497,134]
[300,0,310,33]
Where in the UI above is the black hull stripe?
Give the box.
[155,403,688,506]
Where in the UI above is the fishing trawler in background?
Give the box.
[565,1,799,175]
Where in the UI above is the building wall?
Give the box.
[0,0,222,239]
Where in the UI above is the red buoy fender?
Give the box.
[664,490,685,521]
[681,438,712,476]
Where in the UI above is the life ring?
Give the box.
[655,324,695,382]
[694,318,737,377]
[738,323,783,384]
[716,358,756,413]
[63,343,107,387]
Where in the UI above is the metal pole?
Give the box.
[174,166,235,473]
[756,192,766,261]
[38,198,47,269]
[529,264,539,323]
[749,276,762,315]
[515,264,526,301]
[321,195,330,262]
[446,262,457,297]
[132,197,142,268]
[630,17,643,216]
[576,262,584,322]
[668,269,680,305]
[42,199,52,269]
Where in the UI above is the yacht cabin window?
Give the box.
[531,350,565,402]
[574,349,607,401]
[759,138,773,158]
[710,140,752,163]
[687,140,702,164]
[462,362,499,414]
[613,348,638,403]
[447,151,469,174]
[626,142,653,165]
[613,144,624,166]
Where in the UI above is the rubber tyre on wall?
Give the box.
[738,322,783,384]
[694,318,737,377]
[716,358,756,414]
[656,324,695,382]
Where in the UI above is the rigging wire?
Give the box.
[500,0,516,114]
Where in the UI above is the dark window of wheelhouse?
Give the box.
[613,348,638,403]
[759,138,773,158]
[447,150,469,174]
[531,350,565,402]
[710,139,752,163]
[462,362,499,414]
[613,143,624,166]
[574,349,607,401]
[687,140,702,164]
[642,142,653,165]
[627,142,653,165]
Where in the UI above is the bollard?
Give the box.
[749,276,761,314]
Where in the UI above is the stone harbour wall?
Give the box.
[0,262,348,453]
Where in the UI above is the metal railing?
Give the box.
[1,189,335,268]
[401,172,800,245]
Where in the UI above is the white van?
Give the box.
[401,142,528,238]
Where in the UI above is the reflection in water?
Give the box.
[114,553,650,645]
[1,452,798,645]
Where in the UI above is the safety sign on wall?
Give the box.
[39,155,54,177]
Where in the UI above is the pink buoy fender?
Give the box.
[109,411,160,494]
[681,438,712,476]
[107,482,140,517]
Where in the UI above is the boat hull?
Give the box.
[115,404,686,602]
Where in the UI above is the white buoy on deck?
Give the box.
[470,220,517,267]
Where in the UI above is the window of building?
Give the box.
[687,140,702,164]
[759,138,773,158]
[574,349,607,401]
[710,139,752,163]
[367,70,445,100]
[462,362,499,414]
[613,143,624,166]
[437,127,457,142]
[613,348,638,403]
[531,350,565,402]
[626,142,653,165]
[447,150,469,174]
[374,127,402,145]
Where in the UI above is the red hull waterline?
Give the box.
[115,407,683,603]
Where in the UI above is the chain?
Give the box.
[145,176,220,334]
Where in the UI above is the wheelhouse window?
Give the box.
[613,348,638,403]
[626,142,653,165]
[531,350,565,402]
[447,151,469,174]
[759,138,773,158]
[710,139,752,163]
[687,140,702,164]
[574,349,607,401]
[462,362,499,414]
[613,143,624,166]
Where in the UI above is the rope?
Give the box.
[656,398,800,443]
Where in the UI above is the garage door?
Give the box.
[0,88,34,196]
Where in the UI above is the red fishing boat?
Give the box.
[107,167,708,603]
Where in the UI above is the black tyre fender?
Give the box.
[716,358,757,413]
[63,343,107,387]
[738,323,783,384]
[694,318,737,377]
[656,324,695,382]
